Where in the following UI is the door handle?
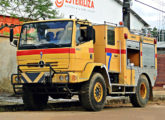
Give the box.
[114,55,118,57]
[76,48,81,51]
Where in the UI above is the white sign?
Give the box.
[53,0,97,21]
[55,0,95,9]
[53,0,123,24]
[52,0,146,30]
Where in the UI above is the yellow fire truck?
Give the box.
[10,19,157,111]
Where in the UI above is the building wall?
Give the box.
[53,0,147,30]
[0,15,22,35]
[158,30,165,42]
[130,14,145,30]
[0,1,147,32]
[0,36,17,92]
[156,49,165,87]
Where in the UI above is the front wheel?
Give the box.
[79,73,107,111]
[130,76,150,107]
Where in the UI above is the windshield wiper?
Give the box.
[36,43,62,48]
[20,44,38,49]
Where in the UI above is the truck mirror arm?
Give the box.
[10,29,14,43]
[9,24,22,46]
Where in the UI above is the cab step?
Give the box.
[110,84,135,95]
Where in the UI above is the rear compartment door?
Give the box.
[106,26,120,73]
[142,43,155,68]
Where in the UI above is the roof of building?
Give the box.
[114,0,149,27]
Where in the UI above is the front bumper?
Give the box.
[11,64,79,94]
[11,64,80,85]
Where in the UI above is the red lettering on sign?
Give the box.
[87,0,90,8]
[55,0,95,9]
[55,0,64,8]
[79,0,83,6]
[91,1,94,8]
[75,0,78,5]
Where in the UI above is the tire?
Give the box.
[23,85,48,110]
[78,94,82,104]
[79,73,107,111]
[130,76,150,107]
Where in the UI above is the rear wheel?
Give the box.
[79,73,107,111]
[23,85,48,110]
[130,76,150,107]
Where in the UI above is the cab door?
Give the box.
[73,23,94,71]
[106,26,120,73]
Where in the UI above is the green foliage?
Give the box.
[151,27,158,38]
[3,31,9,36]
[15,33,20,37]
[147,27,158,38]
[0,0,58,21]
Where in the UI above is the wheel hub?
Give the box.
[94,82,103,102]
[140,82,147,99]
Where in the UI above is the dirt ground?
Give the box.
[0,101,165,120]
[0,94,165,120]
[0,89,165,120]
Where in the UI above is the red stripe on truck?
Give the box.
[105,48,126,54]
[89,48,94,53]
[155,54,157,58]
[17,48,75,56]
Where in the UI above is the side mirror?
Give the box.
[93,29,95,43]
[87,26,95,43]
[78,36,83,42]
[87,26,93,41]
[10,29,14,42]
[13,40,18,47]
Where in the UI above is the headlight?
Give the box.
[15,77,19,82]
[44,72,50,76]
[59,75,64,81]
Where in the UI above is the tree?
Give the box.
[151,27,158,38]
[0,0,58,21]
[146,27,158,38]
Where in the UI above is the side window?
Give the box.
[107,30,115,45]
[76,24,88,45]
[76,24,81,45]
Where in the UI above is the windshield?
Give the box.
[19,21,73,49]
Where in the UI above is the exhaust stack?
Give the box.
[123,0,131,30]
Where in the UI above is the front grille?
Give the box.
[27,62,58,67]
[46,62,58,66]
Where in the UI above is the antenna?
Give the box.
[104,21,117,26]
[69,15,74,19]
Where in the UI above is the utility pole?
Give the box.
[123,0,131,30]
